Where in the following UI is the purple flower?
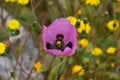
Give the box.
[42,18,77,56]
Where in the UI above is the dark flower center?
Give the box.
[113,23,116,28]
[46,34,73,51]
[55,34,64,49]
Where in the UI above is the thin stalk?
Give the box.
[55,56,60,80]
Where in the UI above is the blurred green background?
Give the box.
[0,0,120,80]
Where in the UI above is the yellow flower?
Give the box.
[18,0,29,5]
[8,19,20,30]
[106,47,116,54]
[78,38,89,48]
[96,59,100,65]
[67,16,77,26]
[83,58,89,64]
[72,65,85,76]
[77,20,91,34]
[86,0,100,6]
[59,75,64,80]
[4,0,16,3]
[111,62,115,67]
[91,47,102,56]
[0,42,6,55]
[34,61,42,72]
[107,19,119,31]
[117,0,120,2]
[76,9,82,15]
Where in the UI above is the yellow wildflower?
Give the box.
[18,0,29,5]
[67,16,77,26]
[4,0,16,3]
[86,0,100,6]
[78,38,89,48]
[107,19,119,31]
[72,65,85,76]
[83,58,89,64]
[76,9,82,15]
[0,42,6,55]
[96,59,100,65]
[8,19,20,30]
[34,61,42,72]
[111,62,115,68]
[77,20,91,34]
[117,0,120,1]
[91,47,102,56]
[106,47,116,54]
[59,75,64,80]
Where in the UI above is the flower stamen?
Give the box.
[55,34,64,49]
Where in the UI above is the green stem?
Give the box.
[55,56,60,80]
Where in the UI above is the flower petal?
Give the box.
[47,47,72,56]
[65,26,77,56]
[47,49,64,56]
[42,25,55,43]
[42,18,77,56]
[42,25,55,50]
[63,47,72,56]
[47,18,74,43]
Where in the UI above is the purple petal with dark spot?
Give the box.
[42,18,77,56]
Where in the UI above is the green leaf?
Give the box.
[10,29,20,36]
[15,44,22,59]
[0,76,2,80]
[15,30,20,35]
[11,71,16,79]
[32,21,40,34]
